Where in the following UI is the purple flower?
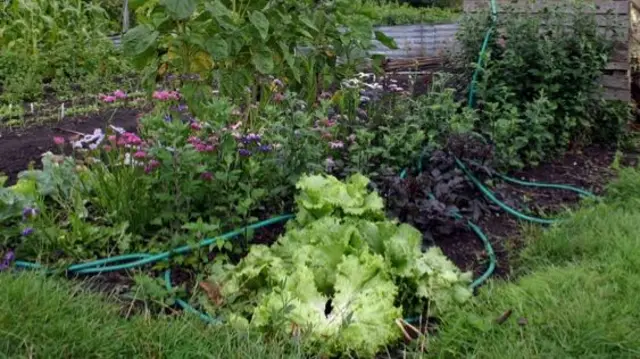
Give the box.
[22,227,34,236]
[0,250,15,271]
[144,159,160,174]
[238,149,252,157]
[22,207,38,220]
[164,114,173,122]
[242,133,261,144]
[258,144,272,153]
[200,171,213,181]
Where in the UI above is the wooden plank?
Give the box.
[601,73,630,89]
[602,87,631,100]
[606,61,630,70]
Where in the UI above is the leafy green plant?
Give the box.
[338,73,477,177]
[123,0,396,104]
[0,0,134,102]
[362,0,461,25]
[202,173,472,357]
[457,1,625,169]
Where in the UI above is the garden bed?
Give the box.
[2,102,635,292]
[1,106,147,184]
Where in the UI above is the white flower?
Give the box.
[123,153,144,166]
[109,125,126,134]
[364,83,383,91]
[72,128,105,149]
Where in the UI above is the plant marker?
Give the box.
[30,103,34,114]
[60,103,65,119]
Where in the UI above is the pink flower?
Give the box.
[273,93,285,103]
[133,150,146,159]
[122,132,142,146]
[190,121,202,131]
[204,144,214,152]
[103,145,112,152]
[53,136,65,145]
[324,119,336,127]
[100,95,117,103]
[113,90,127,99]
[108,135,117,143]
[152,91,166,100]
[230,121,242,130]
[144,159,160,174]
[152,90,181,101]
[329,141,344,149]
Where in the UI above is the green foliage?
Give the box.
[457,1,629,169]
[294,173,385,225]
[362,0,461,26]
[123,0,396,101]
[205,173,472,357]
[0,0,133,102]
[340,74,477,177]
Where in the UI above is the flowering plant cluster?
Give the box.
[99,89,128,103]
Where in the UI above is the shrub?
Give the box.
[456,1,629,169]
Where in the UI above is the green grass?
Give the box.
[364,1,461,26]
[428,167,640,358]
[0,272,303,358]
[2,168,640,358]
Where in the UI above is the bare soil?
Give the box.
[0,107,146,184]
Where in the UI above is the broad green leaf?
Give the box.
[122,24,158,56]
[128,0,148,11]
[205,36,229,60]
[160,0,196,20]
[374,31,398,50]
[251,47,274,74]
[298,14,317,31]
[206,0,232,18]
[249,11,269,40]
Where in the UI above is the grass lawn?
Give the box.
[0,274,303,358]
[429,167,640,358]
[2,168,640,358]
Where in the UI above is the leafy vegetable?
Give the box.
[203,173,472,357]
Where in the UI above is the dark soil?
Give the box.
[437,146,639,280]
[0,106,147,184]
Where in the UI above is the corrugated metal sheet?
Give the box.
[109,23,459,59]
[371,23,459,58]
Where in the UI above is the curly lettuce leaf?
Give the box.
[251,252,401,358]
[415,247,473,314]
[295,173,385,225]
[273,217,367,294]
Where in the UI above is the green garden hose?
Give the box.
[14,215,294,323]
